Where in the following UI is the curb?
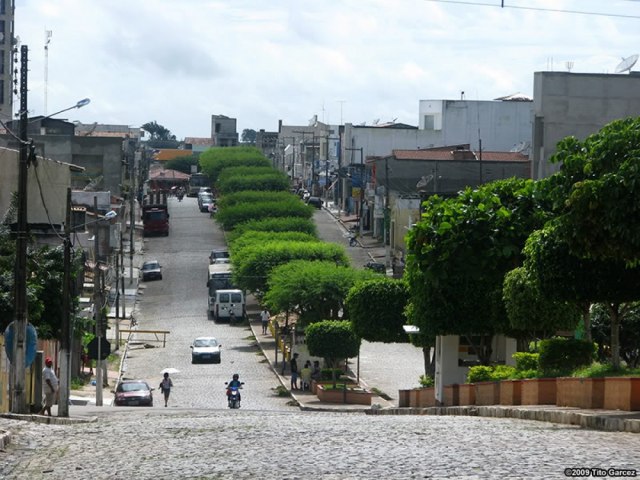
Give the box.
[365,405,640,433]
[0,413,97,426]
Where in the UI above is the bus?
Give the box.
[188,173,210,197]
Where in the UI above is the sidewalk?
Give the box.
[248,317,640,431]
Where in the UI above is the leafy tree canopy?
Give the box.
[233,241,350,294]
[548,117,640,265]
[228,217,317,243]
[165,154,199,175]
[241,129,257,144]
[216,199,313,230]
[229,231,319,256]
[264,260,376,325]
[142,121,178,147]
[216,172,290,195]
[406,178,548,340]
[306,320,361,378]
[199,147,270,183]
[346,278,410,343]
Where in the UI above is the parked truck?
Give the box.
[142,192,170,237]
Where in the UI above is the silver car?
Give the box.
[190,337,222,364]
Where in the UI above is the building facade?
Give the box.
[417,97,533,153]
[532,71,640,179]
[211,115,238,147]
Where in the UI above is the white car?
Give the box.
[211,258,231,264]
[190,337,222,364]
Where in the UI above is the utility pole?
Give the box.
[93,197,103,407]
[58,188,72,417]
[293,130,314,193]
[128,146,135,285]
[384,157,391,268]
[11,45,30,414]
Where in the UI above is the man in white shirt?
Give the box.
[39,357,59,416]
[260,308,270,335]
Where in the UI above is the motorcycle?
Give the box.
[225,382,244,409]
[348,235,358,247]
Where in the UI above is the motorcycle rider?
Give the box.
[226,373,242,405]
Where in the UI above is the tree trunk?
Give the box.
[423,345,435,378]
[579,301,592,342]
[607,303,621,370]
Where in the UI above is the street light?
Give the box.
[10,42,92,414]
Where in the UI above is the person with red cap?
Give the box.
[38,357,59,416]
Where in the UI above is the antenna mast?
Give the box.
[44,29,52,115]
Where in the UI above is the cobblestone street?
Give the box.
[2,409,640,479]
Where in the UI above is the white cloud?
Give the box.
[13,0,640,139]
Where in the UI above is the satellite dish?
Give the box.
[615,54,638,74]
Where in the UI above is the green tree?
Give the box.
[199,147,270,183]
[233,241,350,294]
[241,129,257,144]
[305,320,361,387]
[524,225,640,368]
[591,302,640,367]
[217,172,290,195]
[405,178,548,363]
[229,231,319,256]
[216,199,313,231]
[502,265,580,349]
[548,117,640,265]
[165,154,199,175]
[229,217,317,242]
[264,260,375,324]
[142,121,176,141]
[346,278,409,343]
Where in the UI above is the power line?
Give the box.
[423,0,640,19]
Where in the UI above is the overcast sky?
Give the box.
[14,1,640,140]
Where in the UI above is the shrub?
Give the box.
[467,366,494,383]
[419,375,434,387]
[571,362,640,378]
[467,365,517,383]
[513,352,539,371]
[320,368,344,381]
[492,365,517,380]
[514,369,540,379]
[538,337,596,376]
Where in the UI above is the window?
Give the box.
[424,114,435,130]
[219,293,230,302]
[231,293,243,303]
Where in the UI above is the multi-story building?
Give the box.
[211,114,238,147]
[532,71,640,179]
[0,0,14,121]
[417,96,533,152]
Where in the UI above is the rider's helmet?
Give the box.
[233,373,239,380]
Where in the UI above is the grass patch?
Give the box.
[572,363,640,378]
[370,387,392,401]
[273,385,291,397]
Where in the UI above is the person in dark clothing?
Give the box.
[290,353,299,390]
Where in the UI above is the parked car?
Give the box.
[141,260,162,281]
[113,380,154,407]
[199,187,212,195]
[209,248,230,264]
[190,336,222,364]
[306,196,323,209]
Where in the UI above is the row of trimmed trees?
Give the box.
[406,117,640,371]
[200,146,410,383]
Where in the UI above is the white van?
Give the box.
[213,289,245,322]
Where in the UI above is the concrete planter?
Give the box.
[499,380,522,406]
[474,381,500,406]
[556,377,604,409]
[443,384,459,406]
[521,378,557,405]
[311,380,355,395]
[458,384,476,406]
[316,385,372,405]
[603,377,640,411]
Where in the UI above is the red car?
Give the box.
[114,380,154,407]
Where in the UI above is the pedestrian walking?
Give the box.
[290,353,299,390]
[160,372,173,407]
[260,308,270,335]
[38,357,58,416]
